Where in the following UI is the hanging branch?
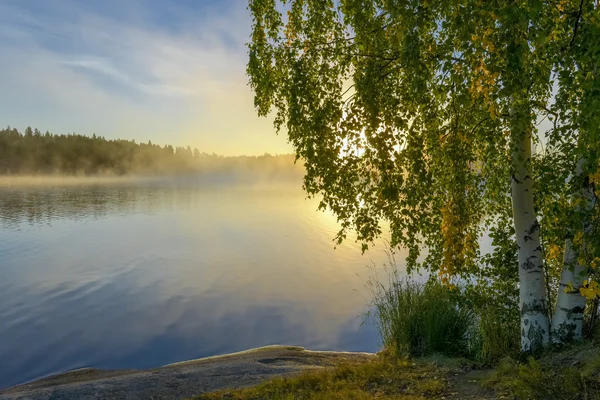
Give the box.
[569,0,585,48]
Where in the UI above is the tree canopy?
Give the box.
[247,0,600,352]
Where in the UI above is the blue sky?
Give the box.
[0,0,291,155]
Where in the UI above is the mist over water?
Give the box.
[0,176,397,388]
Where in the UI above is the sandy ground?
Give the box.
[0,346,375,400]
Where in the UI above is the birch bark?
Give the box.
[511,117,550,352]
[551,160,596,343]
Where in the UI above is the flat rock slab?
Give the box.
[1,346,375,400]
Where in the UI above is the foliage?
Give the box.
[463,211,521,362]
[366,255,518,363]
[584,298,600,340]
[247,0,600,350]
[0,126,300,177]
[474,305,521,364]
[193,357,447,400]
[366,264,474,357]
[488,343,600,399]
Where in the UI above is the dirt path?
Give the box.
[444,368,497,400]
[0,346,375,400]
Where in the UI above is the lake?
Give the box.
[0,177,398,388]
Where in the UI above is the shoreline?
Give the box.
[0,345,376,400]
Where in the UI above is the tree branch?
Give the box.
[469,116,491,136]
[569,0,585,48]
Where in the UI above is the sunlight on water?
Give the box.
[0,179,404,388]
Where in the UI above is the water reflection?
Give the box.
[0,180,393,388]
[0,180,213,229]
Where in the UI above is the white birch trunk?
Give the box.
[551,159,596,343]
[511,125,550,352]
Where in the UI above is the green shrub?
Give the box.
[368,271,474,357]
[475,304,520,363]
[487,344,600,399]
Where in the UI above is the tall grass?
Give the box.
[475,304,520,363]
[367,261,474,357]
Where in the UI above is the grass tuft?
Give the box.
[366,266,474,358]
[192,357,448,400]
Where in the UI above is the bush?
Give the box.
[475,303,520,363]
[491,358,584,400]
[368,270,474,357]
[487,343,600,400]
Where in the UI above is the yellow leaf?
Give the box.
[564,282,574,293]
[580,281,600,300]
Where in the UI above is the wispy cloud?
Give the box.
[0,0,289,155]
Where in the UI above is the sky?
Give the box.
[0,0,292,156]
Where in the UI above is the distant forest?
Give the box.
[0,126,300,177]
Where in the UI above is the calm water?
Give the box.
[0,178,398,388]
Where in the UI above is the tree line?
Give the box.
[0,126,299,177]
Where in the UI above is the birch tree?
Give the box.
[543,1,600,342]
[247,0,599,352]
